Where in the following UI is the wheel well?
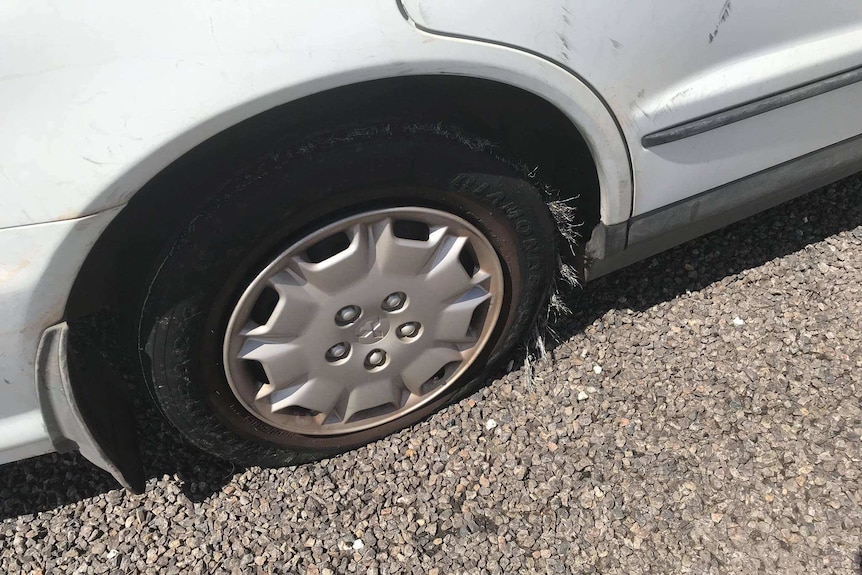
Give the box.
[66,75,600,323]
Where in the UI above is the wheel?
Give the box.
[139,122,558,465]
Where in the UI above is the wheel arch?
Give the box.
[66,74,619,322]
[60,71,624,479]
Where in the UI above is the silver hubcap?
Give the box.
[223,207,504,435]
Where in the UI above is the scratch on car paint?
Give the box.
[609,38,623,50]
[633,101,651,119]
[557,32,571,61]
[670,87,694,105]
[708,0,732,44]
[558,3,573,62]
[82,157,104,166]
[209,16,222,51]
[562,3,572,25]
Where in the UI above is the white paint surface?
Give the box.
[0,410,54,465]
[0,0,630,229]
[401,0,862,214]
[0,208,122,460]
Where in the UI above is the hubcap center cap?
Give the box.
[354,316,390,344]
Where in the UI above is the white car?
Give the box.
[2,1,861,491]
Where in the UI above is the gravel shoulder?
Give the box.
[2,176,861,575]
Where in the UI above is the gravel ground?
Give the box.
[2,176,861,575]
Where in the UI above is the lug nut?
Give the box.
[326,342,350,362]
[382,292,406,311]
[335,305,361,325]
[397,322,421,339]
[365,350,387,369]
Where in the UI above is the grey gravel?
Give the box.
[2,176,861,574]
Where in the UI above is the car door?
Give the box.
[399,0,862,217]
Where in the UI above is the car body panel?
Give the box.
[0,207,122,464]
[0,410,55,464]
[0,0,630,230]
[399,0,862,214]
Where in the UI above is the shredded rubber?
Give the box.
[400,123,585,386]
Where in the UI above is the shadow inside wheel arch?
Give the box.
[1,175,858,516]
[65,76,601,324]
